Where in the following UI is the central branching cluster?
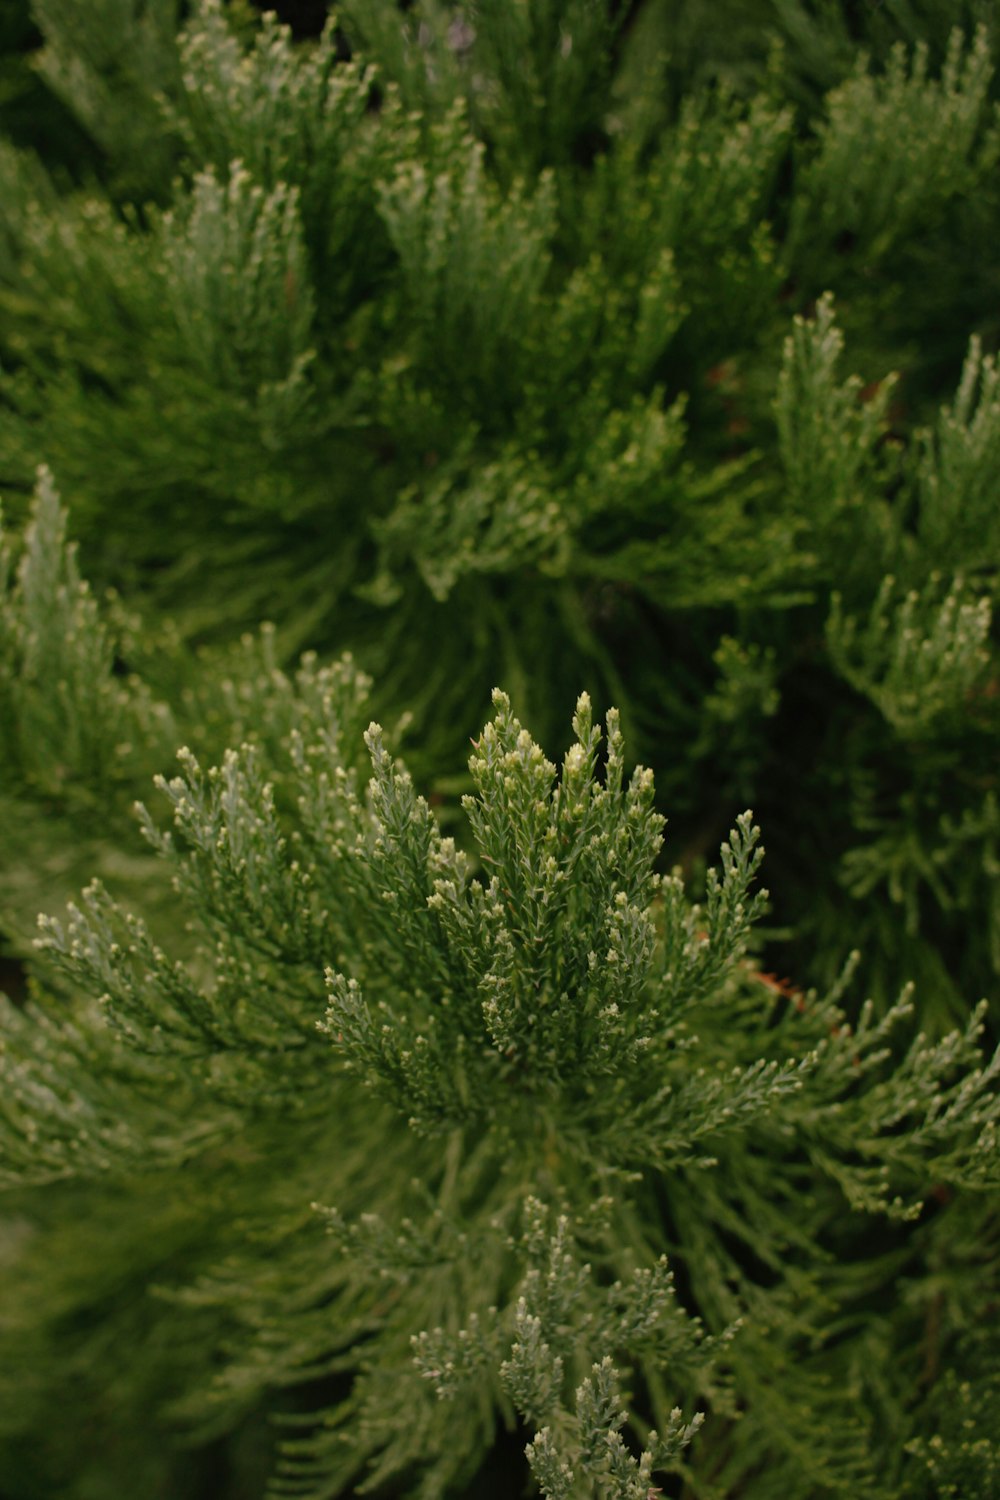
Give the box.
[0,615,995,1496]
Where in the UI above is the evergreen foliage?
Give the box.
[1,3,999,1497]
[0,0,998,1026]
[1,543,999,1496]
[0,469,173,948]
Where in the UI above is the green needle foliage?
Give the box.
[0,469,175,949]
[1,524,999,1497]
[0,0,998,1029]
[0,467,173,802]
[0,4,999,1498]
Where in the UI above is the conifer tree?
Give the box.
[1,0,998,1027]
[1,4,999,1497]
[0,492,998,1497]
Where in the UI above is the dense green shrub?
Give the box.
[1,0,999,1021]
[2,492,999,1499]
[1,3,999,1497]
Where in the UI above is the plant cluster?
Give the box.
[0,3,999,1498]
